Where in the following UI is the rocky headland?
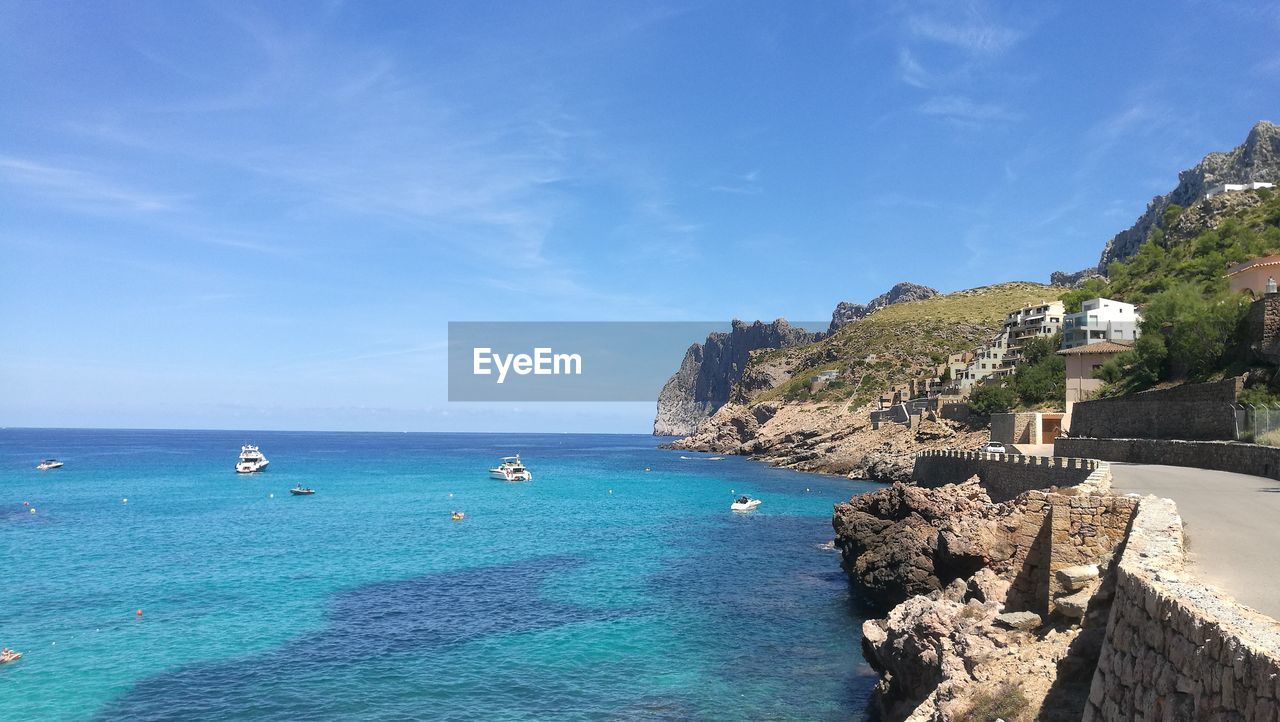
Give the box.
[653,282,938,437]
[652,319,814,437]
[664,283,1056,479]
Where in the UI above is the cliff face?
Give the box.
[653,283,938,436]
[1096,120,1280,271]
[652,319,814,436]
[828,282,938,333]
[666,283,1055,473]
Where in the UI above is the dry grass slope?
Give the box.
[749,282,1057,408]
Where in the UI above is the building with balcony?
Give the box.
[1061,297,1142,349]
[1000,300,1065,371]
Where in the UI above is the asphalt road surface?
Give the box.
[1109,462,1280,620]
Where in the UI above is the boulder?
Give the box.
[1055,564,1100,591]
[996,611,1042,631]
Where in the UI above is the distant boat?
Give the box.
[289,486,315,496]
[489,455,532,482]
[731,496,761,512]
[35,459,63,470]
[235,445,269,473]
[451,511,465,521]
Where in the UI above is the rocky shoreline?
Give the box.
[664,400,989,482]
[833,478,1130,720]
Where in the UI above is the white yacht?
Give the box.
[35,459,63,471]
[731,495,761,512]
[489,455,532,482]
[235,445,269,473]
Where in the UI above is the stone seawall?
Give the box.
[1068,378,1241,441]
[1084,497,1280,720]
[1055,437,1280,481]
[911,450,1110,502]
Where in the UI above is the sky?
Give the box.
[1,1,1278,433]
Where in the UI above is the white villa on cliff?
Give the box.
[1204,180,1274,199]
[1061,298,1142,349]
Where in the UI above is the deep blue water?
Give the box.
[0,429,879,720]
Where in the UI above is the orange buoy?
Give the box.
[136,609,143,617]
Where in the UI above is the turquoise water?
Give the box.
[0,429,879,720]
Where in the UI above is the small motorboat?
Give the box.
[489,455,532,482]
[451,511,465,521]
[235,445,269,473]
[0,648,21,664]
[289,486,315,496]
[36,459,63,470]
[731,495,762,512]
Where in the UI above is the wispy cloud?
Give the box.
[0,156,182,213]
[919,95,1019,125]
[906,8,1025,55]
[709,169,763,195]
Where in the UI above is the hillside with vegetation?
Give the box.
[668,283,1057,478]
[747,282,1057,408]
[1060,187,1280,396]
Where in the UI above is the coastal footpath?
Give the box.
[833,451,1280,721]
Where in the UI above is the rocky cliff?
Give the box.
[1096,120,1280,273]
[652,319,814,436]
[667,283,1055,474]
[828,282,939,333]
[653,282,937,437]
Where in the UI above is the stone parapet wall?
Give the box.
[1068,378,1242,441]
[1056,437,1280,481]
[912,449,1110,502]
[1084,497,1280,720]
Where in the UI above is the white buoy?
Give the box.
[122,498,128,503]
[608,489,613,494]
[269,493,274,498]
[449,493,454,498]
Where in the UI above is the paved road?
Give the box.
[1109,463,1280,620]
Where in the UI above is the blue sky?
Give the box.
[2,1,1277,432]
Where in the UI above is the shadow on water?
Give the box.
[97,555,627,720]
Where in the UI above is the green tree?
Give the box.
[1012,335,1066,406]
[1059,277,1110,313]
[968,384,1016,416]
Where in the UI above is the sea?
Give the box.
[0,429,880,720]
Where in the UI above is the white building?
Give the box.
[1001,301,1065,372]
[1061,298,1141,349]
[1204,181,1274,199]
[956,330,1010,390]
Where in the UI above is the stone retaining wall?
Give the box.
[1055,437,1280,481]
[912,450,1110,502]
[1068,378,1241,441]
[1003,490,1137,616]
[1084,496,1280,720]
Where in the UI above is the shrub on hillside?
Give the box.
[968,385,1016,416]
[1097,283,1250,393]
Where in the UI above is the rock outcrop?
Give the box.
[832,479,1013,610]
[668,401,989,479]
[835,480,1134,720]
[652,319,814,436]
[1095,120,1280,271]
[828,282,938,334]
